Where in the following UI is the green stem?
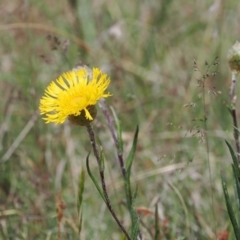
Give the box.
[86,124,131,240]
[201,79,217,238]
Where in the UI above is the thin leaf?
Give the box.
[233,165,240,203]
[124,177,132,212]
[154,204,160,240]
[131,220,139,240]
[78,212,83,235]
[132,185,138,202]
[125,127,139,215]
[111,107,123,153]
[86,152,105,202]
[129,186,139,240]
[77,168,85,214]
[232,164,240,224]
[225,140,240,178]
[221,173,240,239]
[77,170,84,236]
[126,126,139,174]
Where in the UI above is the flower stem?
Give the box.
[99,100,141,238]
[99,99,127,178]
[230,72,240,162]
[86,124,131,240]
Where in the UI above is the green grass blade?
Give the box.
[126,126,139,174]
[132,185,138,201]
[154,204,160,240]
[232,164,240,224]
[124,177,132,212]
[77,169,85,235]
[111,107,123,153]
[77,168,85,214]
[225,140,240,178]
[86,153,105,202]
[130,186,139,240]
[75,0,97,45]
[124,126,139,222]
[78,212,83,235]
[232,164,240,204]
[131,220,139,240]
[221,173,240,239]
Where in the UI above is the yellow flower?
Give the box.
[39,67,112,125]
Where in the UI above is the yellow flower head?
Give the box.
[39,67,112,125]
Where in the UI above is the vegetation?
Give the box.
[0,0,240,239]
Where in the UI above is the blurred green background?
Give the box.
[0,0,239,239]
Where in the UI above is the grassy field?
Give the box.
[0,0,240,239]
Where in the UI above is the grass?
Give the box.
[0,0,240,239]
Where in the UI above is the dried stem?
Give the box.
[230,72,240,162]
[86,124,131,240]
[99,99,127,178]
